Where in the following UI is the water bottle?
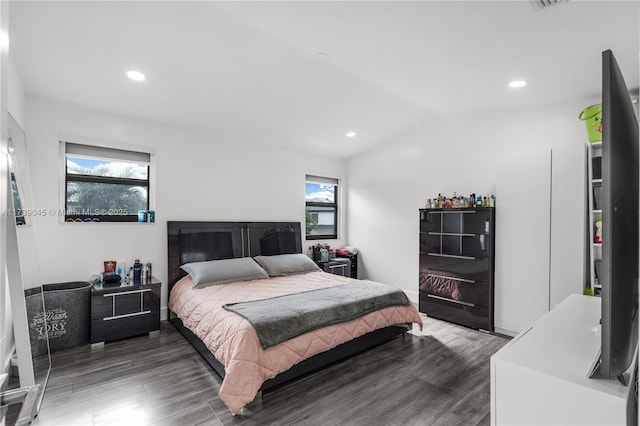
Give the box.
[145,260,152,282]
[117,261,126,281]
[133,259,142,283]
[320,247,329,262]
[141,264,148,284]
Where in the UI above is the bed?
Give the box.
[167,221,422,415]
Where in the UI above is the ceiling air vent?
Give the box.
[529,0,568,10]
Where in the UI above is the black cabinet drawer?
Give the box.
[462,210,493,234]
[113,290,159,317]
[92,291,144,319]
[419,295,492,331]
[420,210,443,233]
[420,233,492,259]
[91,311,159,343]
[419,255,491,283]
[419,274,491,308]
[323,260,351,277]
[91,294,112,320]
[420,209,493,235]
[420,210,470,233]
[91,288,159,319]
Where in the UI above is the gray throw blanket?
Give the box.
[222,280,410,349]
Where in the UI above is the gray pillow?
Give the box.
[181,257,269,288]
[253,254,321,277]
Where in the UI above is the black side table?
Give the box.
[315,258,353,278]
[90,278,161,344]
[336,253,358,279]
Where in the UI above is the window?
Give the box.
[305,175,338,240]
[63,142,151,222]
[10,169,26,226]
[8,152,26,226]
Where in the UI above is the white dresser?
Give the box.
[490,294,633,425]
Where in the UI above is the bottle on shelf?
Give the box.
[117,261,126,281]
[133,259,142,283]
[145,260,152,282]
[320,246,329,262]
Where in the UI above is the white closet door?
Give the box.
[549,143,586,307]
[495,148,551,335]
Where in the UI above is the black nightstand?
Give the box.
[336,253,358,279]
[90,278,161,344]
[316,258,353,277]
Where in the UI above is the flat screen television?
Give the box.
[592,49,639,383]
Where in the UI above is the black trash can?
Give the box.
[41,281,92,352]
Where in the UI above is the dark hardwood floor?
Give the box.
[33,316,507,426]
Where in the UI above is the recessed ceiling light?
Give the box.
[346,131,356,138]
[316,52,330,62]
[127,70,146,82]
[0,31,9,52]
[508,80,527,88]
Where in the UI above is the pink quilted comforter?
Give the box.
[169,271,422,414]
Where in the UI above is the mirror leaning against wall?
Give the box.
[3,113,51,421]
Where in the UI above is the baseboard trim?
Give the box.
[494,327,517,338]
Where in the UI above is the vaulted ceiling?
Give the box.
[9,1,639,158]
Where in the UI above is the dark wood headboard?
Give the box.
[167,221,302,294]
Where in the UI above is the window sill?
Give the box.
[60,220,157,225]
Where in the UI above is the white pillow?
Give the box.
[181,257,269,288]
[253,253,321,277]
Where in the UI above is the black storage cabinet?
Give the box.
[42,281,92,352]
[418,208,496,332]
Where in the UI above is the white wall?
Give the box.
[14,95,597,331]
[7,56,25,128]
[24,98,347,318]
[347,100,591,304]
